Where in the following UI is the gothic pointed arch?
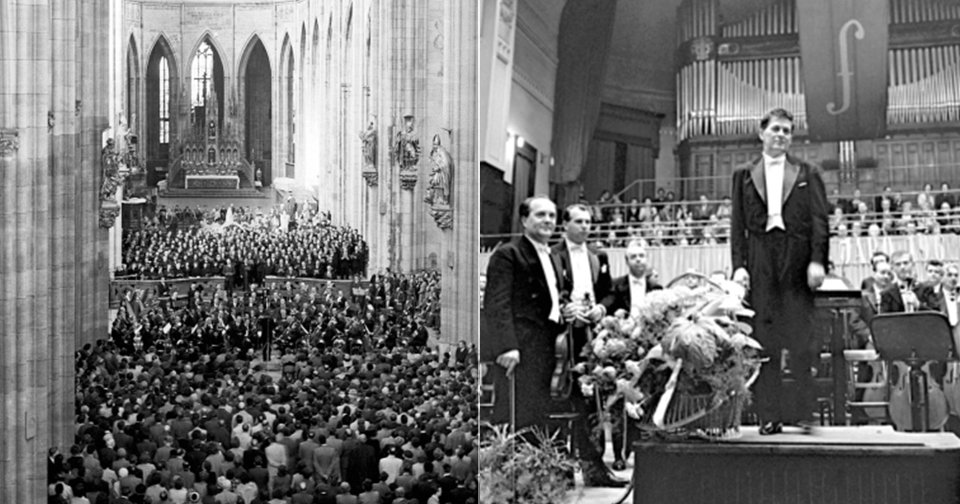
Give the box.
[238,35,272,187]
[186,33,225,133]
[280,33,296,177]
[145,33,178,184]
[126,35,140,133]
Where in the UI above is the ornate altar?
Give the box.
[166,85,254,191]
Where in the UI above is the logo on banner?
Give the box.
[827,19,865,116]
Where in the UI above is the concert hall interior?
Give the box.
[481,0,960,502]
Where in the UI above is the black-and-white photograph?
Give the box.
[1,1,478,502]
[480,0,960,502]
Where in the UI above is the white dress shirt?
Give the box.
[565,239,595,303]
[527,236,561,322]
[629,274,647,312]
[946,289,958,327]
[764,153,786,231]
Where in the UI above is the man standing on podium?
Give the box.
[731,108,829,435]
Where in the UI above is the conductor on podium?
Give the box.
[731,108,830,435]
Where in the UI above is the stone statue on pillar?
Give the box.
[360,117,378,186]
[425,132,454,230]
[396,115,421,190]
[99,138,126,228]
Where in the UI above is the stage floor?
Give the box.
[565,425,960,504]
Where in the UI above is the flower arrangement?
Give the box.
[576,277,763,437]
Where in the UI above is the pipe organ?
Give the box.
[677,0,960,142]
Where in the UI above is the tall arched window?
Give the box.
[189,37,224,133]
[191,41,214,108]
[158,56,169,144]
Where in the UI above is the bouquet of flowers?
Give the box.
[576,275,763,437]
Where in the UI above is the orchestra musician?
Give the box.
[600,239,663,464]
[551,204,624,487]
[880,250,922,313]
[482,195,564,434]
[879,250,949,430]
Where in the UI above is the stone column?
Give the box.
[0,0,109,500]
[437,0,478,346]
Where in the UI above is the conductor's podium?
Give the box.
[633,426,960,504]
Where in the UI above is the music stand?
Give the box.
[870,312,956,432]
[814,288,863,424]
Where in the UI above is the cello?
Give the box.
[887,359,948,431]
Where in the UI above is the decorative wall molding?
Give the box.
[0,129,18,158]
[362,168,378,187]
[429,205,453,230]
[399,170,418,191]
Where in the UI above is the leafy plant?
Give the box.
[479,423,582,504]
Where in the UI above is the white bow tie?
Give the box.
[533,242,551,255]
[630,277,645,285]
[568,243,586,252]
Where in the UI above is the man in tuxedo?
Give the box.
[601,239,662,464]
[880,250,922,313]
[551,204,623,486]
[482,195,564,433]
[730,108,829,435]
[601,239,663,316]
[860,251,890,292]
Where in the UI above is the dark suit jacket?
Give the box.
[880,282,925,314]
[600,274,663,315]
[481,236,563,429]
[731,155,829,276]
[551,240,611,305]
[731,155,829,321]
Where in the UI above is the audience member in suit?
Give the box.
[551,204,623,486]
[600,239,662,465]
[482,196,564,433]
[935,183,956,210]
[730,108,829,435]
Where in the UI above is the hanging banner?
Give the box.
[797,0,889,141]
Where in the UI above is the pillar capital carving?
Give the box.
[429,205,453,230]
[99,203,121,229]
[0,128,19,158]
[362,168,378,187]
[399,170,418,191]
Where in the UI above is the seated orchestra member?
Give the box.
[860,251,890,293]
[601,239,662,468]
[880,250,922,314]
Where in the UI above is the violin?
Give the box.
[551,292,576,401]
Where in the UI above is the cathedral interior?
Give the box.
[0,0,477,499]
